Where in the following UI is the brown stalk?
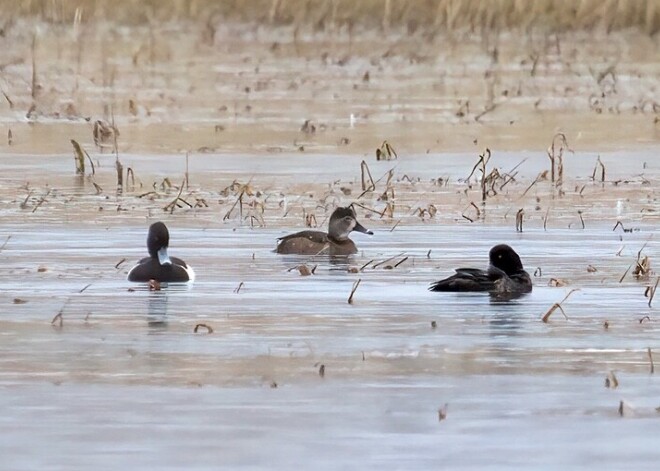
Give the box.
[194,323,214,334]
[648,347,655,374]
[648,277,660,308]
[31,189,51,213]
[348,279,361,304]
[542,289,580,323]
[373,253,405,269]
[359,160,376,195]
[515,209,524,232]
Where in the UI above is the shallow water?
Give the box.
[2,210,660,469]
[1,14,660,468]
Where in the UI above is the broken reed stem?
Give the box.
[126,168,135,190]
[164,178,190,214]
[515,208,524,232]
[648,347,655,374]
[649,277,660,308]
[233,282,244,293]
[70,139,85,174]
[605,371,619,389]
[185,152,190,190]
[0,235,11,252]
[393,256,409,268]
[31,189,51,213]
[591,156,606,182]
[359,260,373,271]
[542,288,580,323]
[359,160,376,195]
[372,252,405,269]
[31,32,37,100]
[619,263,633,283]
[223,190,245,221]
[521,172,544,198]
[348,278,361,304]
[547,132,572,186]
[194,323,214,334]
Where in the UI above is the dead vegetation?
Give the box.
[6,0,658,34]
[542,289,580,323]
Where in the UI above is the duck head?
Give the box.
[147,222,172,266]
[489,244,524,275]
[328,207,373,241]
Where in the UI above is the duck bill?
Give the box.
[353,221,374,235]
[157,247,172,266]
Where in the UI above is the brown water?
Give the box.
[1,18,660,470]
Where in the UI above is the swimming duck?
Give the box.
[276,206,373,255]
[127,222,195,282]
[429,244,532,294]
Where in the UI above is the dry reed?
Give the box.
[5,1,657,34]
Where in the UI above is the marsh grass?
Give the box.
[4,0,658,34]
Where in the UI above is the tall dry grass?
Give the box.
[0,0,658,34]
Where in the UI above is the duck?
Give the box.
[276,206,373,256]
[429,244,532,294]
[127,222,195,282]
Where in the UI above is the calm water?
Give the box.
[2,214,660,469]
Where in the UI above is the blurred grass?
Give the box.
[1,0,658,34]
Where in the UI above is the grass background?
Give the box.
[1,0,658,34]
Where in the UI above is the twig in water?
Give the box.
[619,263,633,283]
[51,312,63,327]
[31,189,51,213]
[0,235,11,252]
[393,257,409,268]
[648,277,660,307]
[438,403,448,422]
[515,209,524,232]
[51,299,70,328]
[234,282,244,293]
[542,289,580,323]
[373,253,405,269]
[591,156,606,182]
[348,279,361,304]
[223,190,245,221]
[375,140,398,161]
[360,160,376,193]
[605,371,619,389]
[359,260,373,271]
[185,152,190,190]
[194,323,214,334]
[648,347,655,374]
[163,179,192,214]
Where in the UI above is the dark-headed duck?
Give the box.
[429,244,531,294]
[127,222,195,283]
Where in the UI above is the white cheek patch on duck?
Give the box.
[158,247,172,265]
